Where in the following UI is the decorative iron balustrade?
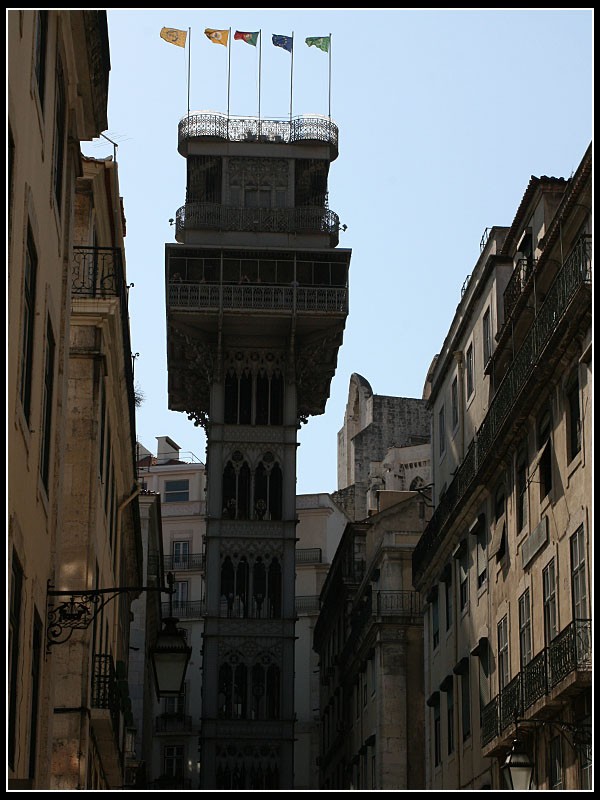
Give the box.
[295,595,321,614]
[161,600,205,619]
[168,282,348,314]
[376,590,422,616]
[91,654,120,735]
[503,258,537,322]
[481,619,591,747]
[179,112,339,156]
[176,202,340,240]
[413,235,592,579]
[155,713,193,733]
[163,553,205,572]
[296,548,322,564]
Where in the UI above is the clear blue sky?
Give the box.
[82,9,592,494]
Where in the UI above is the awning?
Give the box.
[528,440,549,480]
[453,656,469,676]
[489,518,506,559]
[469,513,486,536]
[440,674,454,692]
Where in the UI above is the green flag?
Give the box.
[305,36,330,53]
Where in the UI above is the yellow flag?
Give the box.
[160,27,187,48]
[204,28,229,46]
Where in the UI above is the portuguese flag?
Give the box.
[234,30,259,46]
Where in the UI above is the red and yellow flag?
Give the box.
[204,28,229,46]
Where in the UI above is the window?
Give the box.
[34,11,49,109]
[173,581,189,606]
[519,589,532,668]
[446,680,455,755]
[460,669,471,741]
[451,377,459,430]
[516,444,528,533]
[163,744,184,778]
[164,479,190,503]
[9,554,23,770]
[438,405,446,456]
[172,540,190,569]
[431,589,440,649]
[543,559,558,644]
[493,482,506,561]
[537,409,553,500]
[433,697,441,767]
[482,307,492,366]
[466,344,474,399]
[549,735,563,789]
[20,229,38,424]
[443,568,453,631]
[164,684,186,715]
[40,318,56,491]
[566,370,582,461]
[459,547,469,612]
[476,520,488,589]
[497,616,509,690]
[571,526,587,620]
[53,55,66,211]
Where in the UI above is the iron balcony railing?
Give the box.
[296,548,322,564]
[155,713,193,733]
[413,235,592,580]
[162,553,205,572]
[178,112,339,158]
[376,590,422,616]
[296,595,321,615]
[481,619,591,747]
[72,245,137,472]
[91,654,121,736]
[161,600,206,619]
[503,258,538,323]
[168,282,348,315]
[176,203,340,243]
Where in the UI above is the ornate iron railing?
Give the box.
[91,654,120,735]
[376,590,422,616]
[176,203,340,241]
[155,713,193,733]
[162,553,205,572]
[296,548,322,564]
[179,113,339,156]
[481,619,591,747]
[413,235,592,579]
[503,258,537,322]
[168,282,348,314]
[162,600,205,619]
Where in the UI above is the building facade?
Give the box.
[412,144,592,789]
[9,11,142,789]
[314,375,432,788]
[163,110,351,788]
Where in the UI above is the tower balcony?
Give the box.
[178,112,339,161]
[175,203,340,248]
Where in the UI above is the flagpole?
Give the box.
[227,28,231,129]
[289,32,294,124]
[328,33,332,121]
[187,27,191,117]
[258,30,262,137]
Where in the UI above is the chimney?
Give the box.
[156,436,181,464]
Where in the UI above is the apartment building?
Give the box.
[9,11,143,789]
[412,144,592,789]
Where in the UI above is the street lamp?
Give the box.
[46,571,191,696]
[501,738,534,791]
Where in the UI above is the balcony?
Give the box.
[90,654,122,786]
[295,595,321,615]
[162,600,205,619]
[296,547,322,565]
[376,590,422,616]
[175,203,340,245]
[162,553,205,572]
[178,112,339,160]
[413,235,592,582]
[503,257,537,323]
[155,713,194,733]
[481,619,592,749]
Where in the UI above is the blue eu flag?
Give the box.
[272,34,293,52]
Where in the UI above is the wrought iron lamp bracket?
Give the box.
[46,573,174,651]
[513,715,592,756]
